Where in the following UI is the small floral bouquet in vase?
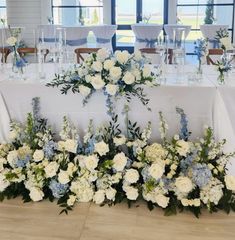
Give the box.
[194,38,208,75]
[215,54,232,84]
[6,26,26,74]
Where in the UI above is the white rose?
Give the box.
[123,72,135,85]
[106,84,118,96]
[0,173,10,192]
[225,175,235,191]
[58,170,70,184]
[7,150,18,167]
[148,163,165,180]
[67,195,76,206]
[142,65,151,78]
[33,150,44,162]
[91,75,105,90]
[115,50,129,64]
[92,61,103,72]
[155,194,169,208]
[84,155,99,171]
[79,85,91,97]
[124,169,139,184]
[104,59,115,70]
[29,187,44,202]
[85,75,92,83]
[176,140,191,157]
[113,135,126,146]
[97,48,109,61]
[113,152,128,172]
[93,190,105,204]
[6,37,17,46]
[133,50,142,61]
[94,141,109,156]
[131,68,141,81]
[45,162,59,178]
[124,186,138,200]
[64,139,77,153]
[109,66,122,81]
[106,188,116,201]
[175,176,193,193]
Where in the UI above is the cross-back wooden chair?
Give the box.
[74,48,101,64]
[206,48,224,65]
[0,47,11,63]
[17,47,49,62]
[139,48,173,64]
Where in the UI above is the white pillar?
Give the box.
[168,0,177,24]
[103,0,112,24]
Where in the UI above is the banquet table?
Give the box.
[0,63,235,174]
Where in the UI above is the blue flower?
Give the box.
[180,154,194,173]
[176,107,189,140]
[32,97,41,122]
[43,141,57,159]
[192,163,212,188]
[84,138,95,155]
[16,57,26,68]
[15,155,31,168]
[49,179,68,198]
[141,166,151,182]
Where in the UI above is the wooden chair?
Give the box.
[0,47,11,63]
[74,48,101,64]
[206,49,223,65]
[139,48,173,64]
[17,47,49,62]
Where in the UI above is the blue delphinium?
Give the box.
[192,163,212,188]
[84,138,95,155]
[32,97,41,122]
[16,155,31,168]
[43,140,57,159]
[176,107,189,141]
[49,179,68,198]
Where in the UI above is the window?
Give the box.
[0,0,7,23]
[177,0,235,53]
[52,0,103,26]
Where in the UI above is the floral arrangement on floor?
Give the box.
[194,38,208,74]
[47,48,158,117]
[1,98,235,218]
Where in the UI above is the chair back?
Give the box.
[0,47,11,63]
[206,48,223,65]
[18,47,49,62]
[74,48,101,64]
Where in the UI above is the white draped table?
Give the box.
[0,64,235,174]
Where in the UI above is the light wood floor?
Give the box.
[0,198,235,240]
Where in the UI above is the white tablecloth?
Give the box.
[0,64,235,174]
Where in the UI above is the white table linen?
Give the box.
[164,24,191,41]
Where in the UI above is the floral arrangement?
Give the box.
[47,48,158,117]
[215,28,232,51]
[1,98,235,218]
[194,38,208,74]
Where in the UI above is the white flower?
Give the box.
[149,162,165,180]
[58,139,77,153]
[33,150,44,162]
[9,129,18,141]
[155,194,169,208]
[133,50,142,61]
[7,150,18,167]
[67,195,76,206]
[220,37,232,50]
[6,37,17,46]
[104,59,115,70]
[79,85,91,97]
[94,141,109,156]
[92,61,103,72]
[123,72,135,85]
[0,158,7,172]
[124,169,139,184]
[84,155,99,171]
[67,162,77,176]
[175,176,193,193]
[45,162,59,178]
[106,84,118,96]
[29,187,44,202]
[109,66,122,81]
[113,152,128,172]
[106,188,116,201]
[124,186,138,200]
[131,68,141,81]
[176,140,191,157]
[0,173,10,192]
[97,48,109,61]
[113,135,126,146]
[145,143,166,162]
[142,65,151,78]
[115,50,130,64]
[91,75,105,90]
[193,198,201,207]
[58,170,70,184]
[93,190,105,204]
[225,175,235,191]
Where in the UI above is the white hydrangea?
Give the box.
[94,141,109,156]
[93,189,105,204]
[145,143,166,162]
[155,194,170,208]
[175,176,193,194]
[148,162,165,180]
[124,169,139,184]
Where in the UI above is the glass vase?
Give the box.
[11,51,25,76]
[218,72,225,85]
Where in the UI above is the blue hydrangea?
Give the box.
[180,154,194,173]
[192,163,212,188]
[84,138,95,155]
[16,155,31,168]
[141,166,151,182]
[162,178,174,191]
[125,158,132,169]
[43,141,57,159]
[176,107,189,140]
[49,179,68,198]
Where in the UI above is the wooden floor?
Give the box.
[0,198,235,240]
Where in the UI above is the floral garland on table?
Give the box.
[1,98,235,217]
[47,48,159,117]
